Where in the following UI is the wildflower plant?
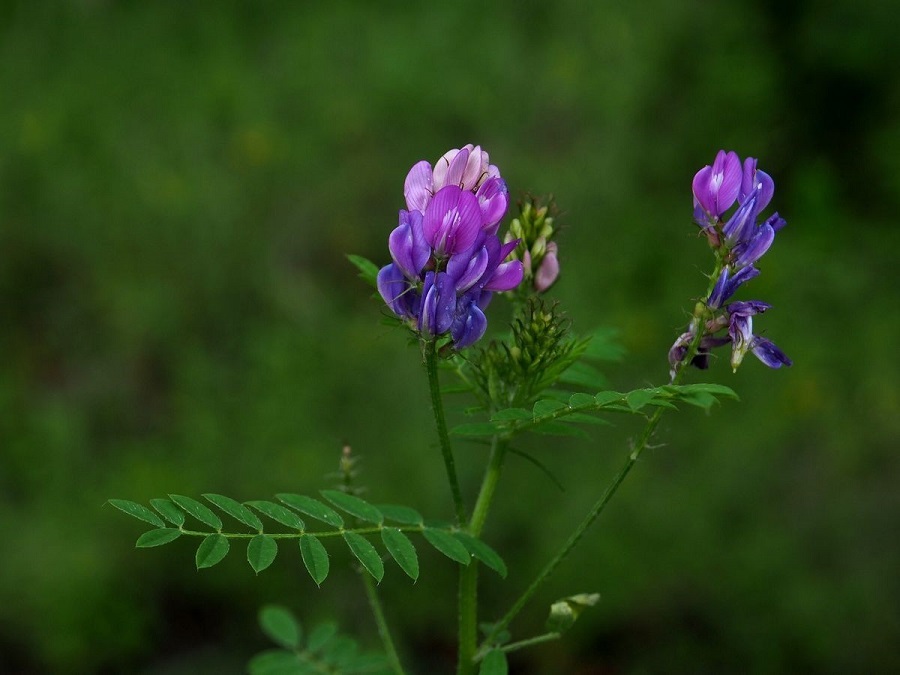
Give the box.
[110,145,792,674]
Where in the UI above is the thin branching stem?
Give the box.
[361,571,407,675]
[476,258,725,659]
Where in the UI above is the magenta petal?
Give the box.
[692,166,714,214]
[476,177,509,231]
[404,161,433,213]
[388,210,429,278]
[377,263,413,318]
[451,301,487,349]
[461,144,483,189]
[423,186,483,256]
[444,147,471,189]
[484,260,524,292]
[448,245,490,293]
[716,151,742,214]
[534,243,559,292]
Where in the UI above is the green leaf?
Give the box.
[453,532,507,578]
[169,494,222,530]
[248,535,278,573]
[150,498,186,527]
[259,605,301,649]
[567,392,596,408]
[545,593,601,633]
[376,504,423,526]
[203,493,263,530]
[490,408,532,422]
[247,649,307,675]
[306,622,337,652]
[593,391,625,407]
[108,499,165,528]
[533,399,567,417]
[480,649,508,675]
[135,528,182,548]
[299,535,330,586]
[451,422,504,437]
[422,528,470,565]
[276,494,343,528]
[195,533,230,569]
[322,635,359,666]
[320,490,383,525]
[246,501,306,530]
[346,254,380,288]
[381,528,419,581]
[343,532,384,582]
[625,389,658,412]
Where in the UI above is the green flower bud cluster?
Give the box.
[467,298,588,410]
[504,196,560,293]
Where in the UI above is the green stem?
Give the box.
[458,436,509,675]
[423,340,467,525]
[361,570,406,675]
[477,307,712,658]
[499,631,561,654]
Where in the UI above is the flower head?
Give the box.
[671,150,791,377]
[380,146,523,349]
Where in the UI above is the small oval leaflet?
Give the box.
[203,493,263,531]
[342,532,384,582]
[169,494,223,530]
[480,649,508,675]
[245,501,305,531]
[195,533,230,569]
[453,532,507,578]
[320,490,383,525]
[108,499,165,528]
[247,535,278,573]
[299,535,329,586]
[422,528,471,565]
[150,498,186,527]
[259,604,301,650]
[376,504,423,526]
[135,528,182,548]
[276,494,343,528]
[381,527,419,581]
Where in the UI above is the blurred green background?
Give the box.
[2,1,898,673]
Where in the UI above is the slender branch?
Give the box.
[499,631,561,654]
[361,570,407,675]
[477,310,712,658]
[423,340,467,525]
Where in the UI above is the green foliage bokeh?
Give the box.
[1,1,898,673]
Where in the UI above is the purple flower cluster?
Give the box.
[377,145,524,348]
[669,150,792,375]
